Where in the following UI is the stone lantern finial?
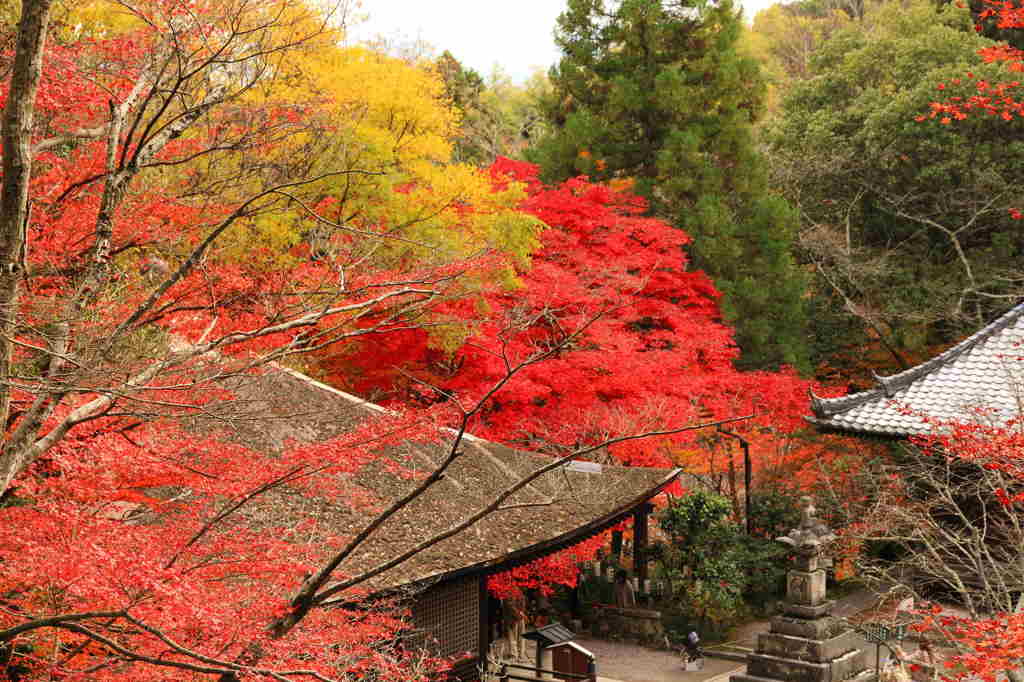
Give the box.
[777,495,836,559]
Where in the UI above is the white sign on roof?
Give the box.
[566,461,602,474]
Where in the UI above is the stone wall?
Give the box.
[584,606,664,646]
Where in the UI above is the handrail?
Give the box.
[502,662,589,679]
[498,661,593,681]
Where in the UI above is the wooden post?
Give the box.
[478,576,490,676]
[610,529,623,558]
[633,504,651,585]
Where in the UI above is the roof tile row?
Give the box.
[809,302,1024,437]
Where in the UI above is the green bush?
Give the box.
[655,487,801,623]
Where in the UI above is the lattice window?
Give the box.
[411,576,479,658]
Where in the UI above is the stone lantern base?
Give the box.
[730,609,876,682]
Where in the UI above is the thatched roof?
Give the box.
[186,366,679,592]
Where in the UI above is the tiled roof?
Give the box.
[185,366,679,592]
[808,302,1024,437]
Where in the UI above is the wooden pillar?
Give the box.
[633,503,652,585]
[478,576,490,677]
[568,582,580,619]
[610,529,623,558]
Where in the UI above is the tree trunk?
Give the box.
[0,0,54,490]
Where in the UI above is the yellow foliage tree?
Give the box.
[46,0,543,356]
[230,39,542,278]
[749,3,850,91]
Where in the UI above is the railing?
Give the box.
[497,661,593,682]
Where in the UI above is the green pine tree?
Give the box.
[529,0,808,371]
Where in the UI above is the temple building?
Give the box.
[809,302,1024,437]
[193,365,678,681]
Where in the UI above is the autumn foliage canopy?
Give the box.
[323,158,810,468]
[895,0,1024,676]
[0,0,816,679]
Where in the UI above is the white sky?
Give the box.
[348,0,777,84]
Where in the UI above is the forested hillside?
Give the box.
[760,0,1024,381]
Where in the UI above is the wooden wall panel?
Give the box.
[411,575,480,658]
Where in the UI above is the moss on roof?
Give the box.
[187,366,678,592]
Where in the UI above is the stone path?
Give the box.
[571,585,890,682]
[512,636,743,682]
[573,636,743,682]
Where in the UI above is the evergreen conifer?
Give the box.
[530,0,808,370]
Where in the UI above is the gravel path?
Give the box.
[573,637,743,682]
[564,586,889,682]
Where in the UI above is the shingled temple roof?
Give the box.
[808,302,1024,437]
[186,366,679,593]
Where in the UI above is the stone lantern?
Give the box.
[730,496,876,682]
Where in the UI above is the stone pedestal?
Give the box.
[731,497,875,682]
[731,589,874,682]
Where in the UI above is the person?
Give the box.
[501,594,526,660]
[917,640,935,666]
[613,569,636,608]
[684,631,703,662]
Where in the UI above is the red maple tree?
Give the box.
[0,1,536,678]
[323,158,811,468]
[320,159,816,600]
[899,417,1024,681]
[0,0,820,677]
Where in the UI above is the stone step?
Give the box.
[729,666,877,682]
[756,629,861,663]
[771,615,844,640]
[747,651,831,682]
[703,646,751,662]
[747,647,872,682]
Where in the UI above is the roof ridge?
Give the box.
[810,301,1024,419]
